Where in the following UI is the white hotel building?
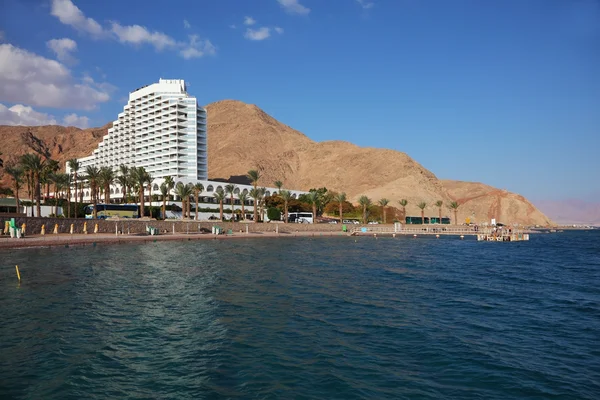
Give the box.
[68,78,306,215]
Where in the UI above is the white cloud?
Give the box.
[244,27,271,41]
[63,113,90,128]
[277,0,310,15]
[274,26,284,34]
[244,16,256,26]
[51,0,215,59]
[0,103,58,126]
[356,0,375,9]
[0,44,110,110]
[180,35,216,59]
[183,19,191,29]
[47,38,78,63]
[111,22,177,50]
[50,0,105,37]
[229,24,237,29]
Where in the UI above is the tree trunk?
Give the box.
[53,182,58,216]
[382,206,386,224]
[454,210,458,225]
[312,204,317,224]
[439,208,442,224]
[220,201,223,222]
[421,210,425,224]
[15,185,20,214]
[139,187,144,218]
[363,205,367,224]
[162,198,166,220]
[92,185,97,219]
[285,200,288,223]
[67,187,71,218]
[339,203,343,224]
[35,172,41,217]
[195,194,199,221]
[74,175,78,218]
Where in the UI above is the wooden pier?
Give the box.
[350,224,529,242]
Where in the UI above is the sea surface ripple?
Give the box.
[1,231,599,399]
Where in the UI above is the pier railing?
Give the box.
[351,225,502,236]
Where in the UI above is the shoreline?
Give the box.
[0,231,352,250]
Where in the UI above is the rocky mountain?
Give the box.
[0,100,553,226]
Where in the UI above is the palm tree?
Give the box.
[164,176,175,201]
[238,191,248,220]
[160,183,169,220]
[248,188,261,222]
[358,195,372,224]
[417,202,427,224]
[224,184,236,220]
[258,187,267,222]
[84,165,101,219]
[378,198,390,224]
[174,182,193,220]
[308,191,319,224]
[435,200,443,224]
[42,159,59,203]
[193,183,204,220]
[117,165,130,203]
[53,173,70,216]
[214,188,226,222]
[279,190,292,223]
[398,199,408,222]
[449,201,460,225]
[130,167,151,218]
[20,154,46,217]
[333,192,347,224]
[99,166,115,205]
[247,169,262,222]
[68,159,80,217]
[19,154,35,216]
[274,180,283,193]
[144,174,154,217]
[4,164,23,213]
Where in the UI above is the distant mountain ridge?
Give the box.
[0,100,553,226]
[534,200,600,225]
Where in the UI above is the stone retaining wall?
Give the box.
[1,217,375,235]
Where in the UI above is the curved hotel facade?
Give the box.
[72,79,207,180]
[68,78,306,212]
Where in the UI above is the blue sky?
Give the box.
[1,0,599,202]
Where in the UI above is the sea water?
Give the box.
[1,231,599,399]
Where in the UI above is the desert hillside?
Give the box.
[0,100,553,226]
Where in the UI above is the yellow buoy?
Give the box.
[94,223,98,234]
[53,224,59,234]
[22,223,26,235]
[41,224,46,235]
[70,224,74,234]
[4,221,9,235]
[83,221,88,234]
[16,265,21,282]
